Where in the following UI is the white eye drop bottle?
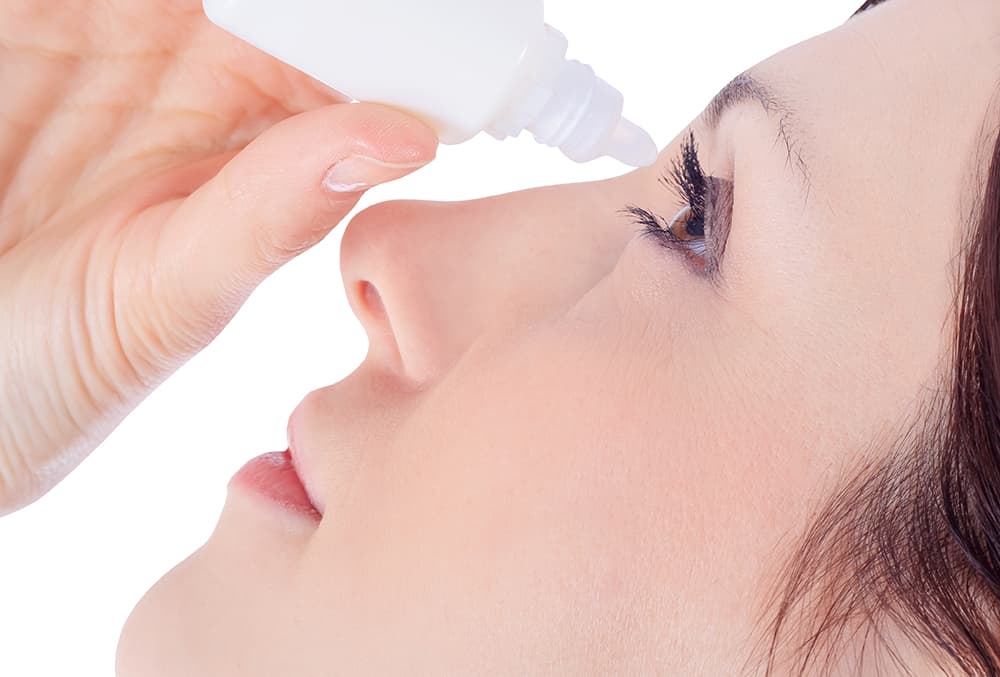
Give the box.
[202,0,658,167]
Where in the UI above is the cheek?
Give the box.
[294,314,679,671]
[729,180,950,444]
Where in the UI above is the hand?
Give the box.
[0,3,437,514]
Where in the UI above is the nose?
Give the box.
[339,180,635,384]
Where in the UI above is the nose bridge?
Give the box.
[339,183,629,384]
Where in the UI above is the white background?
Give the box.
[0,1,859,675]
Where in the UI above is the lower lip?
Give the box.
[228,450,321,522]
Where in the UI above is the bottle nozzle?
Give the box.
[606,118,659,168]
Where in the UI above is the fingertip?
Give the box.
[345,102,440,166]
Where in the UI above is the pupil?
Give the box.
[685,215,705,238]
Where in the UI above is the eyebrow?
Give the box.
[702,72,811,194]
[704,72,784,129]
[852,0,890,16]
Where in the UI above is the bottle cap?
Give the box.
[486,25,658,167]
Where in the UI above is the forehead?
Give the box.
[748,0,1000,215]
[764,0,1000,128]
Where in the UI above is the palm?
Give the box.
[2,2,341,242]
[0,2,345,507]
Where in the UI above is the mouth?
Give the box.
[227,450,322,522]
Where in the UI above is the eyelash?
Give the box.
[623,130,712,271]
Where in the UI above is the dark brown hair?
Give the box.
[749,0,1000,674]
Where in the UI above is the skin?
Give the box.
[111,0,1000,673]
[0,0,991,674]
[0,3,437,513]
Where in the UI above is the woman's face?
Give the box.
[117,1,1000,674]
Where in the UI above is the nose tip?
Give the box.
[343,195,499,385]
[341,200,446,384]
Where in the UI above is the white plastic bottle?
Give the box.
[202,0,658,167]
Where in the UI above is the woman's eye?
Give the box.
[668,205,708,256]
[668,205,705,242]
[622,129,729,277]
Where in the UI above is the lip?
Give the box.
[228,450,322,522]
[285,400,326,516]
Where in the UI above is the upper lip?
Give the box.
[283,366,407,518]
[286,402,324,516]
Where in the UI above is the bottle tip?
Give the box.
[606,118,659,168]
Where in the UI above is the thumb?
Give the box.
[153,102,437,344]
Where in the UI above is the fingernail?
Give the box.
[322,155,430,193]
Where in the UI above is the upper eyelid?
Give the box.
[704,176,735,272]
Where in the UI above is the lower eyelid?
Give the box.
[634,225,709,276]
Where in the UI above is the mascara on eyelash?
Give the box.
[621,129,735,278]
[664,130,709,237]
[622,131,710,249]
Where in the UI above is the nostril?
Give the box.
[354,280,404,373]
[358,280,385,321]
